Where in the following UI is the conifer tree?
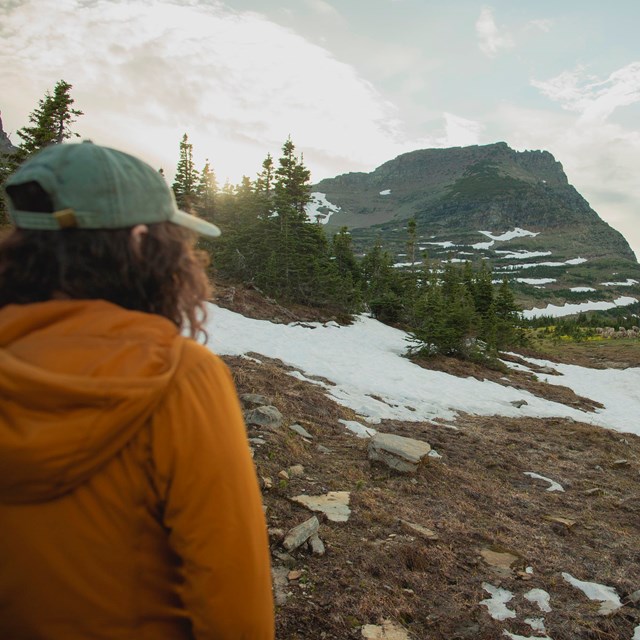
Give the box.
[196,159,217,221]
[14,80,83,163]
[172,134,199,211]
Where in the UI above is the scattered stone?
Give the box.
[278,470,290,480]
[244,405,283,430]
[249,437,267,446]
[544,515,576,530]
[287,569,303,581]
[283,516,320,551]
[308,533,326,556]
[317,444,332,454]
[287,464,305,478]
[584,487,604,496]
[240,393,270,409]
[271,566,289,606]
[368,433,431,474]
[289,423,313,439]
[510,400,528,408]
[261,476,273,490]
[361,619,410,639]
[292,491,351,522]
[400,519,439,540]
[626,590,640,604]
[480,548,520,576]
[612,459,630,467]
[272,550,297,568]
[538,366,556,374]
[428,449,442,459]
[268,527,285,541]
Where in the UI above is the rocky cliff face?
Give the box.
[0,113,16,155]
[310,142,640,311]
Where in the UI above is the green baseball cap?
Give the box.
[3,141,221,237]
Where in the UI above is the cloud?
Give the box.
[532,62,640,124]
[527,18,553,33]
[305,0,343,21]
[442,113,483,147]
[0,0,403,181]
[475,6,514,58]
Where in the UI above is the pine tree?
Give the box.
[172,134,199,211]
[14,80,83,162]
[196,159,217,221]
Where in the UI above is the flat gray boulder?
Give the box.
[244,405,283,430]
[368,433,431,474]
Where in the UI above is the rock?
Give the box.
[510,400,528,408]
[240,393,270,409]
[278,470,290,480]
[612,459,630,467]
[268,527,285,541]
[271,566,289,606]
[292,491,351,522]
[480,548,520,576]
[400,519,439,540]
[283,516,320,551]
[317,444,332,454]
[272,550,297,568]
[289,423,313,439]
[287,464,305,478]
[361,620,410,639]
[368,433,431,473]
[308,533,326,556]
[261,476,273,490]
[538,366,556,374]
[244,405,283,430]
[287,569,303,581]
[626,589,640,604]
[544,516,576,531]
[584,487,604,496]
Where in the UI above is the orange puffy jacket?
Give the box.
[0,299,274,639]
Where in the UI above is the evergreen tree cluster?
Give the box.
[355,234,523,358]
[170,135,524,356]
[172,136,361,313]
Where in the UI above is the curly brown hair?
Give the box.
[0,223,212,339]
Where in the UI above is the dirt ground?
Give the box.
[224,348,640,640]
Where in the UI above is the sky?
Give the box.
[1,0,639,258]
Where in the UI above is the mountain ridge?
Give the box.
[309,142,640,314]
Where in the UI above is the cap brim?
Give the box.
[169,209,221,238]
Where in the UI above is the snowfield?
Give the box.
[205,305,640,436]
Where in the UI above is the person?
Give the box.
[0,141,275,639]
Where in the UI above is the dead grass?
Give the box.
[222,353,640,640]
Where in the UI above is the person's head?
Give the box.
[0,142,221,338]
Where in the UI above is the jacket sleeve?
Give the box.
[151,346,275,640]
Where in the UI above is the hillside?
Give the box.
[209,289,640,639]
[308,143,640,317]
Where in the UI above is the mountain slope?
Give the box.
[309,142,640,315]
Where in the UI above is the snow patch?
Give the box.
[562,573,622,614]
[516,278,556,285]
[306,192,341,225]
[472,240,495,250]
[523,296,638,319]
[205,305,640,435]
[601,279,638,286]
[480,583,516,620]
[338,419,377,438]
[479,228,539,241]
[570,287,596,292]
[496,250,552,260]
[524,588,552,612]
[524,472,564,492]
[503,632,552,640]
[379,189,391,195]
[425,240,455,248]
[565,257,587,265]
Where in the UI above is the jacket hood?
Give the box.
[0,300,183,503]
